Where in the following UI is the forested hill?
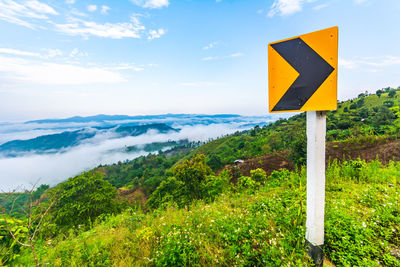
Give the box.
[97,86,400,194]
[1,87,400,266]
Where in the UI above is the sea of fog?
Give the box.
[0,115,278,191]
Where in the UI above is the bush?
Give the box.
[238,176,259,191]
[51,171,121,230]
[0,217,28,264]
[147,177,185,209]
[202,175,229,202]
[384,100,394,107]
[289,133,306,166]
[250,168,267,184]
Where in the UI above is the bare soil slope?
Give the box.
[220,140,400,177]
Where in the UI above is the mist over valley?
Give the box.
[0,113,275,191]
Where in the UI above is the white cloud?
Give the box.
[25,0,58,15]
[313,3,328,10]
[101,5,110,15]
[360,56,400,67]
[338,58,356,69]
[0,0,58,28]
[202,52,244,61]
[268,0,314,17]
[55,17,145,39]
[228,52,244,58]
[0,47,62,59]
[148,28,165,40]
[69,8,88,17]
[106,63,144,72]
[339,56,400,70]
[203,41,219,50]
[44,48,63,58]
[202,56,217,61]
[132,0,169,9]
[66,0,75,4]
[0,47,41,57]
[87,4,97,12]
[0,55,126,85]
[69,48,88,57]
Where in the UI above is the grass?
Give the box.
[11,159,400,266]
[338,91,400,113]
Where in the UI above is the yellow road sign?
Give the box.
[268,27,338,113]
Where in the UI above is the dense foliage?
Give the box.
[7,159,400,266]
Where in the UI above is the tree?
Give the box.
[357,98,365,108]
[289,133,307,166]
[376,90,383,98]
[148,154,213,209]
[268,131,282,151]
[250,125,261,136]
[31,184,49,201]
[388,90,396,98]
[358,107,369,118]
[147,177,184,209]
[173,154,212,201]
[206,154,224,171]
[51,171,121,230]
[384,100,394,107]
[372,106,396,128]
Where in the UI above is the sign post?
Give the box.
[268,27,338,265]
[305,110,326,265]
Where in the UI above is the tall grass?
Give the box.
[12,160,400,266]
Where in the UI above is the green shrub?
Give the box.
[202,175,229,202]
[51,171,121,231]
[0,217,29,264]
[147,177,185,209]
[238,176,259,191]
[250,168,267,184]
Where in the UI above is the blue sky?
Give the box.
[0,0,399,121]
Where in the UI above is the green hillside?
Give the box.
[7,160,400,266]
[1,87,400,266]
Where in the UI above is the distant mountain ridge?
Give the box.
[0,123,178,157]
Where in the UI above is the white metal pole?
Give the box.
[306,110,326,265]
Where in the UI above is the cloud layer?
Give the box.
[0,122,259,191]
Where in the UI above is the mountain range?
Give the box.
[0,123,178,157]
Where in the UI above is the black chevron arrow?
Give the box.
[271,38,334,111]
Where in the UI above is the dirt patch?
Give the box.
[117,187,147,206]
[217,151,294,179]
[218,140,400,178]
[326,140,400,164]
